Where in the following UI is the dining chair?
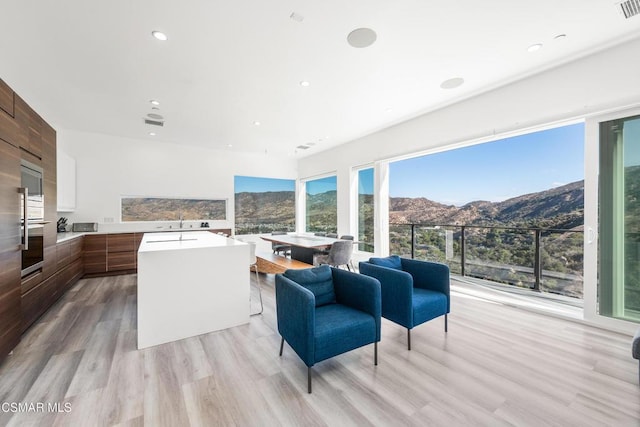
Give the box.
[314,232,327,237]
[271,231,291,257]
[326,233,338,238]
[313,240,354,270]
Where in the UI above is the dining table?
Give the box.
[260,234,342,265]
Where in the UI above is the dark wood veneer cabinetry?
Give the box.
[0,138,22,363]
[84,234,107,274]
[0,78,57,362]
[22,237,84,332]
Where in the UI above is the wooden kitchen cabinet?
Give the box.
[0,138,22,363]
[14,95,43,159]
[0,79,14,117]
[83,234,107,274]
[107,233,136,272]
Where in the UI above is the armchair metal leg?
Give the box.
[374,342,378,366]
[445,314,448,332]
[308,367,312,393]
[407,329,411,351]
[279,337,284,356]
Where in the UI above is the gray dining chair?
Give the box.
[313,240,354,270]
[314,232,327,237]
[271,231,291,257]
[326,233,338,238]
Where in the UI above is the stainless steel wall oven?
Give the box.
[20,160,45,277]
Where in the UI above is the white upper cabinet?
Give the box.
[57,149,76,212]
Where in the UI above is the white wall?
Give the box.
[57,130,298,232]
[297,36,640,332]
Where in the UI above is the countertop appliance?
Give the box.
[20,159,45,277]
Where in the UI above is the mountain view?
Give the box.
[234,179,586,298]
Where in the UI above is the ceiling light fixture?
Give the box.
[300,80,310,87]
[527,43,543,52]
[152,31,168,41]
[149,132,156,136]
[147,113,164,120]
[554,34,567,41]
[150,100,160,106]
[440,77,465,89]
[347,28,377,48]
[253,121,261,126]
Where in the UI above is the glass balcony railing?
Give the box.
[389,223,584,299]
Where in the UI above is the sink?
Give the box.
[147,238,198,243]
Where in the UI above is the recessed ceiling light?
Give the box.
[347,28,377,48]
[554,34,567,41]
[527,43,543,52]
[253,121,261,126]
[152,31,168,41]
[386,108,394,113]
[147,113,164,120]
[149,132,156,136]
[227,144,233,148]
[307,142,316,146]
[300,80,310,87]
[440,77,464,89]
[150,100,160,106]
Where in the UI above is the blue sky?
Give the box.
[389,123,585,205]
[235,176,295,193]
[306,176,337,195]
[359,168,374,195]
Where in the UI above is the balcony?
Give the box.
[389,223,584,315]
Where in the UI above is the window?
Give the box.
[121,197,226,222]
[599,114,640,321]
[388,123,585,297]
[357,168,374,252]
[305,175,337,233]
[234,176,295,234]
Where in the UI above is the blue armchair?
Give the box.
[359,255,450,350]
[275,265,381,393]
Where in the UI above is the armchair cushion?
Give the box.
[283,265,336,307]
[413,288,448,325]
[314,304,377,363]
[368,255,402,270]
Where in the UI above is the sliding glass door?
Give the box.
[599,114,640,321]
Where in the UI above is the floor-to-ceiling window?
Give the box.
[357,168,374,252]
[387,123,585,298]
[599,115,640,321]
[305,175,337,233]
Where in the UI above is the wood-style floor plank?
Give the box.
[0,273,638,426]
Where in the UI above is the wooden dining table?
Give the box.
[260,234,342,265]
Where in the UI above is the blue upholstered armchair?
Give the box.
[359,255,450,350]
[275,265,381,393]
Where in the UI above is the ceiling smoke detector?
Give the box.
[617,0,640,18]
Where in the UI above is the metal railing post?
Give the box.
[410,224,416,259]
[534,228,541,291]
[460,226,466,277]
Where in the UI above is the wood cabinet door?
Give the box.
[0,140,22,361]
[0,79,13,117]
[83,235,107,274]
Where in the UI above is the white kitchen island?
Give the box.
[137,231,249,349]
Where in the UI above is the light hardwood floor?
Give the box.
[0,273,638,426]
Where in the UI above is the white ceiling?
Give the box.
[1,0,639,157]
